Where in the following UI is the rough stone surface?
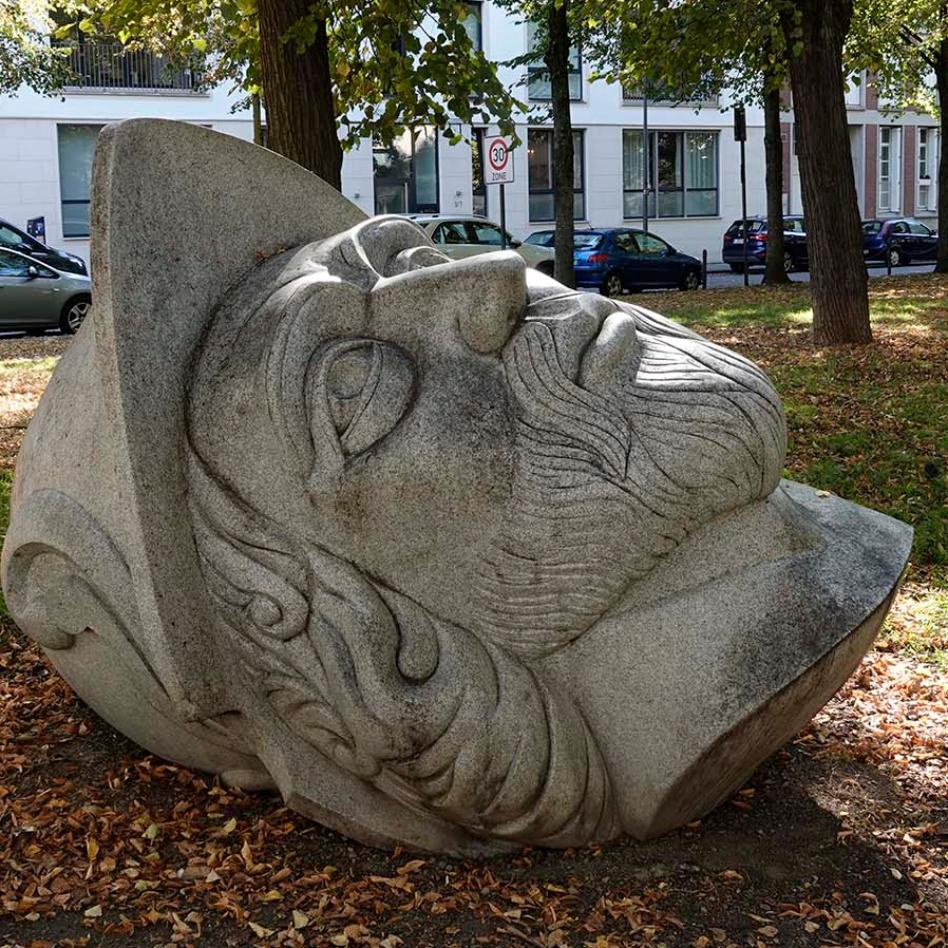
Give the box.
[1,120,913,855]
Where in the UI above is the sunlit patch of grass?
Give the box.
[0,356,59,379]
[883,568,948,669]
[639,273,948,335]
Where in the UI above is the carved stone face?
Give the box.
[3,122,911,857]
[188,217,786,658]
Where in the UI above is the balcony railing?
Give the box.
[622,83,719,109]
[60,42,201,93]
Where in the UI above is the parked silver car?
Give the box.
[0,248,91,334]
[408,215,556,275]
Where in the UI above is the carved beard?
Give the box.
[472,308,786,659]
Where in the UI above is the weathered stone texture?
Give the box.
[1,120,912,854]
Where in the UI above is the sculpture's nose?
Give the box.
[453,251,527,353]
[370,250,527,355]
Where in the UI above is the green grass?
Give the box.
[650,273,948,334]
[0,355,60,379]
[772,357,947,568]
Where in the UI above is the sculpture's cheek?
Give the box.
[309,357,516,623]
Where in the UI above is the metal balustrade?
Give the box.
[60,43,201,93]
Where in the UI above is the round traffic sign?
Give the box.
[487,138,510,173]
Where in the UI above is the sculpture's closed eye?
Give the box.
[314,339,415,459]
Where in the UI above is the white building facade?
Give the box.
[3,2,841,271]
[1,80,256,267]
[784,80,940,228]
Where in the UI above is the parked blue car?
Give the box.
[862,218,938,266]
[572,228,702,295]
[721,216,808,273]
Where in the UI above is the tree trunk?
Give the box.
[763,84,790,285]
[783,0,871,344]
[935,36,948,273]
[252,94,263,147]
[545,0,575,288]
[257,0,342,187]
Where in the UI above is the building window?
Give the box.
[918,127,938,212]
[463,2,483,51]
[622,129,719,219]
[527,128,585,221]
[878,126,902,213]
[526,22,581,100]
[56,124,104,238]
[472,127,487,217]
[373,127,439,215]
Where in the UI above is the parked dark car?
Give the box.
[862,218,938,266]
[573,228,702,295]
[0,218,88,276]
[722,216,808,273]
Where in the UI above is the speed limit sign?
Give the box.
[486,137,515,184]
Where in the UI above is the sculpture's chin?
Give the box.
[539,479,912,841]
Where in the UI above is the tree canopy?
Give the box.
[1,0,73,94]
[74,0,522,151]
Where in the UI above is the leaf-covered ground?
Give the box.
[1,278,946,947]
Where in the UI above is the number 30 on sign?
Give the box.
[486,137,515,185]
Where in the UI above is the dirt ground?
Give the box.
[2,635,945,948]
[0,320,946,948]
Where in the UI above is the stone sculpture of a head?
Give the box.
[1,121,912,854]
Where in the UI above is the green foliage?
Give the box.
[75,0,522,149]
[848,0,947,115]
[0,0,74,95]
[580,0,794,109]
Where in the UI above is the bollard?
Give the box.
[887,245,892,276]
[702,249,708,289]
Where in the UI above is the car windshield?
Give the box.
[0,224,43,253]
[862,221,882,234]
[725,220,766,237]
[574,233,604,249]
[525,232,554,246]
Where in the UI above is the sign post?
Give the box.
[486,136,515,249]
[733,106,749,287]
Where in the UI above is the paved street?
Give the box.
[706,260,937,287]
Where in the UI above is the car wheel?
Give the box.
[728,263,744,274]
[601,272,625,297]
[535,261,555,277]
[60,297,91,335]
[680,269,701,291]
[887,246,904,268]
[783,254,794,274]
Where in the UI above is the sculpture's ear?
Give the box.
[90,119,366,718]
